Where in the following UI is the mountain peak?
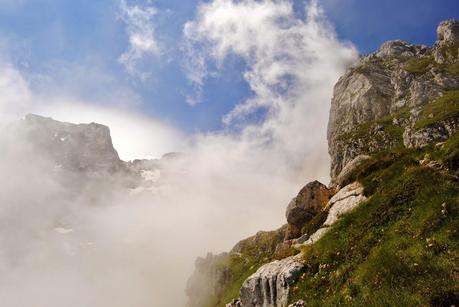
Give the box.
[437,19,459,45]
[18,114,121,172]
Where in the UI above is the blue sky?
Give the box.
[1,0,458,134]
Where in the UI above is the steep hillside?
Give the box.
[186,20,459,307]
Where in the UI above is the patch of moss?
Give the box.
[289,134,459,306]
[446,62,459,75]
[415,90,459,129]
[404,56,435,74]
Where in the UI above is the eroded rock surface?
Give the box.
[328,20,459,180]
[240,255,304,307]
[285,181,330,239]
[324,182,367,226]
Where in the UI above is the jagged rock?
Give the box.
[285,181,330,239]
[239,255,304,307]
[324,182,367,226]
[403,118,459,148]
[328,20,459,180]
[376,40,420,58]
[288,300,305,307]
[437,19,459,45]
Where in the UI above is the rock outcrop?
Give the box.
[323,182,366,226]
[328,19,459,180]
[293,182,367,249]
[15,114,123,172]
[437,20,459,44]
[285,181,331,239]
[239,255,304,307]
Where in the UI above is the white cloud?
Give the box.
[0,64,32,122]
[118,0,160,80]
[184,0,358,182]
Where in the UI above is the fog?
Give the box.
[0,1,357,306]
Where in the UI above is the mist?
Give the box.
[0,1,357,306]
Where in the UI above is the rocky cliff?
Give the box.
[3,114,184,193]
[187,20,459,307]
[328,19,459,181]
[11,114,123,172]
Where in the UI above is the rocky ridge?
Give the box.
[328,19,459,181]
[4,114,184,192]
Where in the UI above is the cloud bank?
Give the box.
[0,1,358,306]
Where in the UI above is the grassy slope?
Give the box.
[206,48,459,306]
[289,133,459,306]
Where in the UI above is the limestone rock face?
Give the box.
[324,182,367,226]
[16,114,122,172]
[437,19,459,45]
[239,255,304,307]
[328,20,459,180]
[285,181,330,239]
[403,118,459,148]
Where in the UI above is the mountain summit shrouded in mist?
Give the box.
[0,1,458,307]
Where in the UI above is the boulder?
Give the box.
[285,181,330,239]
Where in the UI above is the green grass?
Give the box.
[402,43,458,76]
[335,107,410,156]
[197,226,298,307]
[447,62,459,75]
[415,90,459,129]
[289,135,459,306]
[404,56,435,74]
